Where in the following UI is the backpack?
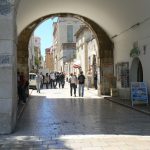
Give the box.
[78,75,85,83]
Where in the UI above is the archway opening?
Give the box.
[17,13,114,98]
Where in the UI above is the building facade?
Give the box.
[28,35,42,72]
[52,17,83,74]
[28,34,35,72]
[40,55,45,69]
[87,38,98,87]
[34,36,42,70]
[75,26,94,76]
[45,47,54,72]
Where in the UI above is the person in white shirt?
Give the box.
[49,72,56,88]
[40,72,44,89]
[69,73,77,97]
[45,73,49,89]
[35,72,42,93]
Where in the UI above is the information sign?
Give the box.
[131,82,148,106]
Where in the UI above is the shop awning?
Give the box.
[73,60,81,68]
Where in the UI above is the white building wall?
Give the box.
[87,38,98,85]
[113,19,150,97]
[58,17,83,43]
[53,17,83,72]
[76,27,93,75]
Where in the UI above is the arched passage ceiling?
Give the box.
[17,0,150,37]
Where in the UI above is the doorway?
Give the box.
[130,57,143,82]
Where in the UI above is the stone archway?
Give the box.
[0,1,114,134]
[17,13,114,95]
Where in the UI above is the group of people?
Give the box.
[17,70,97,104]
[69,71,85,97]
[34,70,97,98]
[69,70,98,97]
[35,71,86,97]
[35,72,65,93]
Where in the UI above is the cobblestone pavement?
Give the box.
[0,83,150,150]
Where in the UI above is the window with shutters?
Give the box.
[67,25,73,42]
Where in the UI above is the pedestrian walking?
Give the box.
[60,72,65,88]
[69,73,77,97]
[45,73,49,89]
[55,72,59,88]
[94,71,97,89]
[78,71,85,97]
[40,72,44,89]
[57,72,61,88]
[49,72,56,89]
[35,72,42,93]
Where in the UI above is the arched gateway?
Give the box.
[0,0,113,134]
[17,13,114,94]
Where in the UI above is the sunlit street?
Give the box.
[0,83,149,149]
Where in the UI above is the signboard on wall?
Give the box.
[121,69,129,88]
[131,82,148,106]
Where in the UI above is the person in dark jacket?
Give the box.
[69,73,77,97]
[94,71,97,89]
[78,71,85,97]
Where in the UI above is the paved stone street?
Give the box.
[0,83,150,149]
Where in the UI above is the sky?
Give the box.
[34,17,57,59]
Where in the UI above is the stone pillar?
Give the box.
[17,50,29,76]
[100,50,114,95]
[0,1,17,134]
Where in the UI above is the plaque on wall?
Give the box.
[0,0,13,15]
[0,55,12,67]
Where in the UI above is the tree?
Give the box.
[35,56,39,68]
